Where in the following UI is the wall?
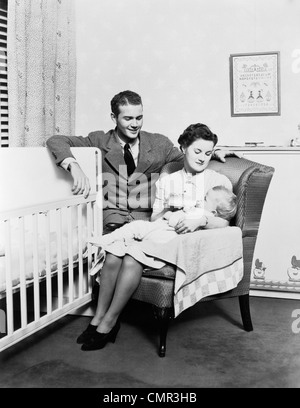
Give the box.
[75,0,300,147]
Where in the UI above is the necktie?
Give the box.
[124,143,136,177]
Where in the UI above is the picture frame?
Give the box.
[229,51,281,117]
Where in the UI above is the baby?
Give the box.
[164,185,237,227]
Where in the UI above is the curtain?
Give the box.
[7,0,76,147]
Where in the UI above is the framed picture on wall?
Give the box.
[229,51,281,117]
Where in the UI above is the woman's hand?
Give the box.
[69,162,91,198]
[175,216,207,234]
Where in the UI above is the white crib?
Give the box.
[0,147,102,352]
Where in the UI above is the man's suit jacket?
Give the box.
[47,129,184,224]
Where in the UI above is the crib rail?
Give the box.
[0,193,101,352]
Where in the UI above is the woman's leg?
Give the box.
[90,253,123,327]
[97,255,144,333]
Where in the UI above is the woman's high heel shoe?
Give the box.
[81,321,121,351]
[76,323,97,344]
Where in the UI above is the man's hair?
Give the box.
[212,186,237,221]
[178,123,218,149]
[110,90,143,117]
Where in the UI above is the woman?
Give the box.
[77,123,234,351]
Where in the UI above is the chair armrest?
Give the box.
[235,165,274,236]
[242,227,258,238]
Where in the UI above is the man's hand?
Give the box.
[213,149,243,163]
[69,162,91,198]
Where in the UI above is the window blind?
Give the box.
[0,0,8,148]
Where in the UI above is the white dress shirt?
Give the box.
[117,135,139,167]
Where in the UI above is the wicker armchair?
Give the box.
[131,156,275,357]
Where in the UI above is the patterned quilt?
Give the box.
[141,227,244,317]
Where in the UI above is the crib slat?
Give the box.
[44,211,52,314]
[56,209,63,309]
[94,202,103,244]
[32,214,40,321]
[4,220,14,335]
[77,204,84,297]
[96,165,103,235]
[87,202,92,287]
[18,217,28,328]
[67,207,74,303]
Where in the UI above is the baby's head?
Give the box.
[204,186,237,221]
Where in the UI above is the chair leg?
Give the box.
[239,294,253,332]
[154,307,172,358]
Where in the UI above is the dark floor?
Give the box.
[0,296,300,388]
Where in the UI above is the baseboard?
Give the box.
[69,302,96,316]
[250,289,300,300]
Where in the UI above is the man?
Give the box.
[47,90,236,232]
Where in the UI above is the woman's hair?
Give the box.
[178,123,218,149]
[212,186,237,221]
[110,90,143,117]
